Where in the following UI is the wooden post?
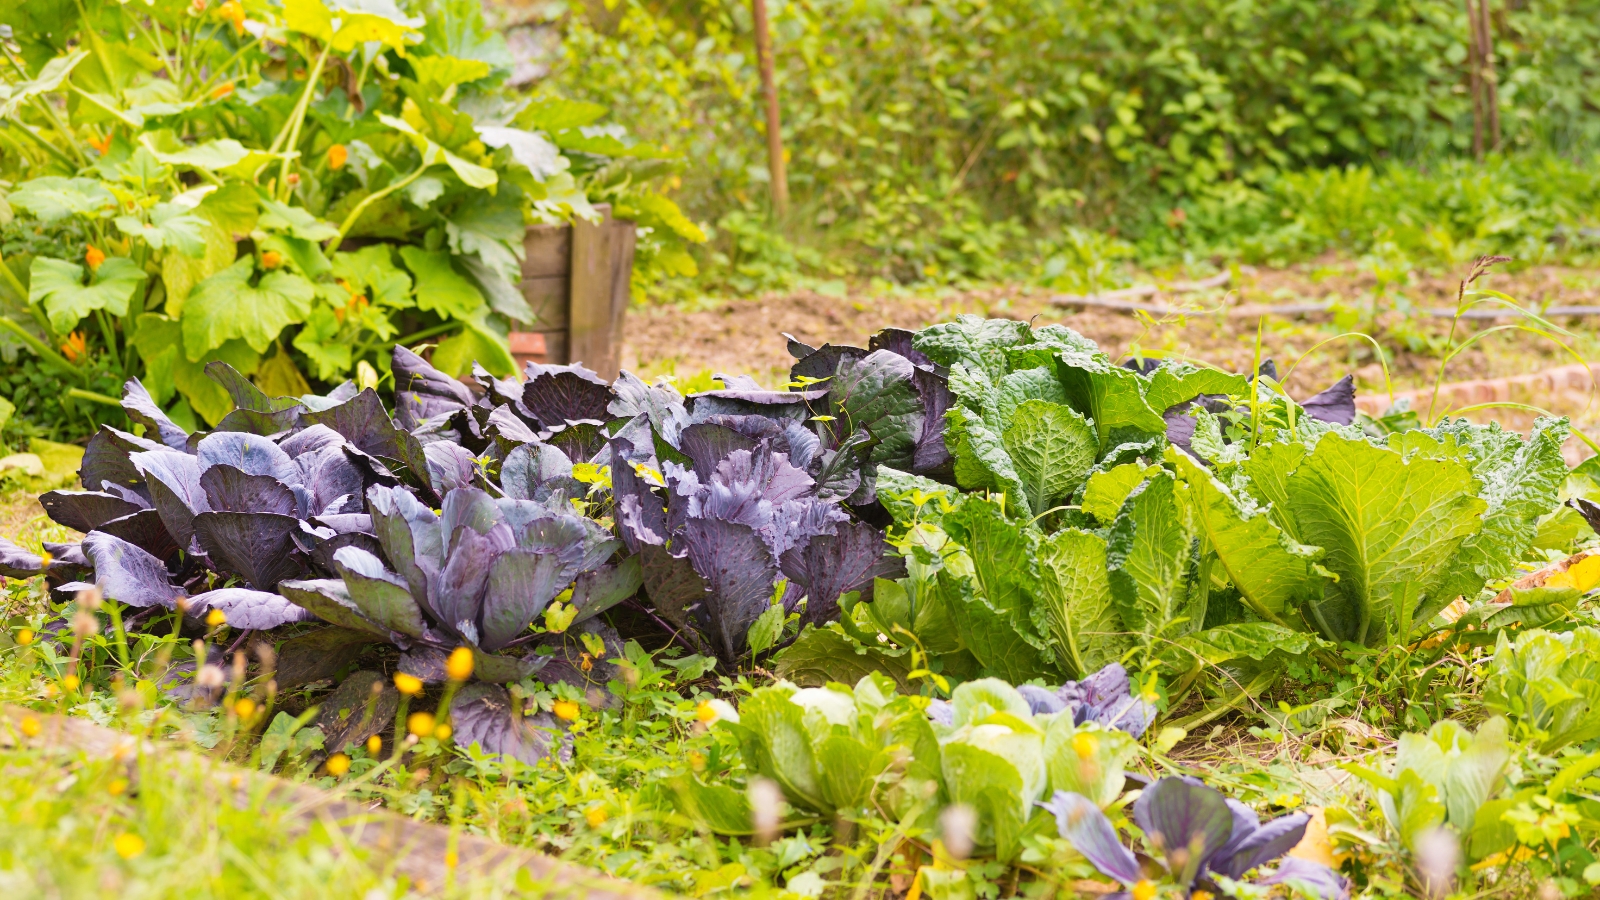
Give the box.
[511,205,635,378]
[751,0,788,220]
[568,204,618,378]
[1467,0,1484,161]
[1478,0,1501,151]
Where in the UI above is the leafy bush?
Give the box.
[1484,624,1600,753]
[0,0,700,433]
[536,0,1600,279]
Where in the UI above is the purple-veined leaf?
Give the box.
[432,524,503,644]
[188,588,314,629]
[81,425,161,494]
[449,682,560,765]
[0,537,46,578]
[1132,777,1235,884]
[502,440,577,502]
[81,531,184,609]
[39,490,148,533]
[520,361,613,427]
[394,345,473,431]
[479,547,569,650]
[279,424,346,457]
[1256,857,1351,900]
[780,520,904,626]
[1209,809,1309,879]
[278,578,391,639]
[1300,375,1356,426]
[200,465,300,515]
[130,449,209,553]
[196,431,300,484]
[1041,791,1143,885]
[423,440,478,495]
[331,545,427,638]
[120,378,189,449]
[367,484,445,617]
[299,388,407,460]
[637,544,707,635]
[570,555,643,624]
[678,423,758,481]
[204,360,303,414]
[295,445,368,514]
[684,515,779,663]
[95,509,182,562]
[193,511,305,589]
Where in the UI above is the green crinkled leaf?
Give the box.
[1171,450,1322,628]
[994,367,1069,425]
[446,191,525,285]
[29,255,147,333]
[946,405,1027,507]
[1032,528,1130,678]
[332,245,413,308]
[736,688,825,811]
[772,624,912,689]
[1240,440,1307,541]
[398,246,484,319]
[8,176,116,222]
[1154,622,1324,679]
[139,131,252,169]
[1056,360,1165,449]
[1427,418,1571,617]
[182,258,315,359]
[1286,434,1485,646]
[946,571,1052,681]
[912,315,1034,385]
[941,496,1040,625]
[1081,463,1151,525]
[941,737,1041,863]
[293,305,352,382]
[161,220,237,314]
[1143,365,1250,414]
[0,50,87,119]
[1106,472,1195,643]
[1003,399,1095,517]
[670,774,754,836]
[1043,719,1136,808]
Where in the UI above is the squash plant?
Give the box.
[0,0,700,430]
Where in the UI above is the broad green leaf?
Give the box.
[1043,719,1136,807]
[1081,463,1151,524]
[8,177,115,221]
[133,314,261,425]
[1154,622,1323,683]
[1484,627,1600,752]
[1170,450,1322,627]
[195,182,261,235]
[162,222,238,315]
[116,146,172,188]
[1057,360,1166,448]
[815,734,888,812]
[515,97,609,132]
[292,305,350,381]
[913,315,1035,385]
[0,50,87,119]
[772,624,912,689]
[479,125,567,181]
[941,497,1040,624]
[1003,400,1095,517]
[431,320,514,377]
[419,0,515,70]
[1286,434,1484,646]
[994,367,1069,425]
[378,110,498,189]
[941,737,1041,862]
[399,247,484,319]
[258,199,339,242]
[1143,365,1249,414]
[114,203,208,256]
[283,0,422,51]
[737,688,824,810]
[1240,441,1307,541]
[332,245,412,308]
[182,259,315,359]
[29,255,147,333]
[1032,528,1130,678]
[747,603,785,655]
[411,55,492,91]
[670,775,754,835]
[139,131,252,170]
[946,572,1052,681]
[259,234,332,279]
[1106,473,1195,643]
[445,190,526,285]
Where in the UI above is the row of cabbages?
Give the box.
[689,669,1347,899]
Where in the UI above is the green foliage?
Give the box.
[540,0,1600,285]
[0,0,700,430]
[1485,626,1600,753]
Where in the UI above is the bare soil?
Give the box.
[620,261,1600,406]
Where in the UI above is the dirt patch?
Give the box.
[621,261,1600,404]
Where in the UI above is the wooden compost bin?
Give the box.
[510,204,636,380]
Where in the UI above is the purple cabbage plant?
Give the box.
[1044,776,1349,899]
[926,663,1158,738]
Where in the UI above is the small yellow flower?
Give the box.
[1131,880,1156,900]
[444,850,459,869]
[445,646,474,682]
[85,246,106,271]
[260,250,283,270]
[579,652,594,673]
[433,723,452,741]
[87,133,112,155]
[688,751,706,772]
[20,716,41,737]
[1191,891,1213,900]
[695,701,718,723]
[327,143,348,170]
[552,700,580,721]
[232,697,256,719]
[407,711,436,737]
[217,0,244,33]
[366,734,382,755]
[394,672,423,696]
[15,628,34,646]
[1072,732,1099,760]
[62,674,81,692]
[114,832,145,859]
[209,81,234,100]
[206,608,227,627]
[585,805,607,827]
[325,753,351,776]
[61,331,87,363]
[108,778,128,796]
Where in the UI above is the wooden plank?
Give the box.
[522,224,571,278]
[568,204,617,378]
[608,216,637,374]
[520,275,568,330]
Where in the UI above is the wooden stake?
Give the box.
[1466,0,1484,161]
[751,0,788,221]
[1478,0,1501,150]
